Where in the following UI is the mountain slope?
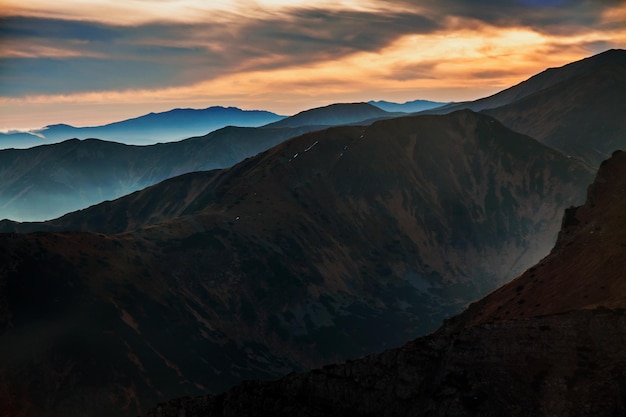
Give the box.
[0,125,316,222]
[483,62,626,167]
[0,106,285,148]
[0,111,593,417]
[263,102,396,128]
[144,151,626,417]
[422,49,626,168]
[425,49,626,114]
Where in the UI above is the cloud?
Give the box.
[0,8,441,97]
[0,0,624,128]
[401,0,625,33]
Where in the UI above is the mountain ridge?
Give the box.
[263,102,398,128]
[0,110,593,417]
[0,106,285,148]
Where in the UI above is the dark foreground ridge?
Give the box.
[146,151,626,417]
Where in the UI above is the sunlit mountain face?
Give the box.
[1,1,626,416]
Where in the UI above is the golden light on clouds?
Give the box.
[0,0,385,24]
[0,0,624,128]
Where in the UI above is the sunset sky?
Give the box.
[1,0,625,130]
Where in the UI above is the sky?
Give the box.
[0,0,625,130]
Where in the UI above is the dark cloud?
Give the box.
[410,0,624,35]
[383,62,439,82]
[0,9,441,96]
[0,0,621,97]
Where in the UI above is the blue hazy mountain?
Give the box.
[0,106,285,148]
[368,99,447,113]
[264,102,397,128]
[0,125,317,222]
[0,102,403,222]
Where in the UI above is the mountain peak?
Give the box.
[263,102,392,128]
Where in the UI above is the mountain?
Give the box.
[483,57,626,167]
[0,103,401,223]
[263,102,397,128]
[368,99,447,113]
[4,51,623,223]
[0,106,285,148]
[423,49,626,167]
[0,110,593,417]
[0,125,317,222]
[144,150,626,417]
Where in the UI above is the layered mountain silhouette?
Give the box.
[263,102,397,128]
[3,51,624,224]
[144,150,626,417]
[0,102,398,222]
[368,99,447,113]
[0,110,593,417]
[0,126,314,222]
[424,49,626,167]
[0,106,285,148]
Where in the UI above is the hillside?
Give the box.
[483,62,626,167]
[144,151,626,417]
[0,110,593,417]
[424,49,626,167]
[425,49,626,115]
[0,125,315,222]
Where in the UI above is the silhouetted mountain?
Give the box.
[0,111,593,417]
[425,49,626,114]
[368,99,447,112]
[483,59,626,167]
[144,150,626,417]
[0,106,285,148]
[422,49,626,167]
[0,125,316,222]
[263,102,397,128]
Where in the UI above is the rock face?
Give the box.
[144,151,626,417]
[0,111,592,417]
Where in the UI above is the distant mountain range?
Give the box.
[0,103,396,222]
[0,109,593,417]
[0,106,286,148]
[368,99,447,112]
[264,102,398,128]
[144,152,626,417]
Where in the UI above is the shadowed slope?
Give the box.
[0,111,593,417]
[422,49,626,168]
[144,151,626,417]
[484,63,626,167]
